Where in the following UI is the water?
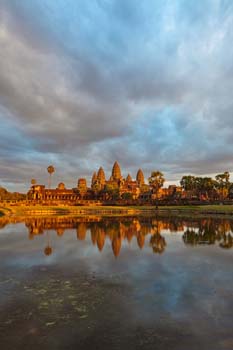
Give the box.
[0,215,232,350]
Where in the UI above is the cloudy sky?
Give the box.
[1,0,233,192]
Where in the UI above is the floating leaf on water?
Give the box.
[68,295,76,299]
[79,315,88,319]
[74,306,87,313]
[39,302,49,309]
[82,282,90,287]
[0,279,12,284]
[60,315,70,320]
[45,321,56,326]
[41,301,49,306]
[38,289,47,295]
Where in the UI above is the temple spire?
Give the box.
[97,167,106,185]
[112,161,122,180]
[91,171,97,185]
[136,169,145,186]
[126,173,132,182]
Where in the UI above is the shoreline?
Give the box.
[1,204,233,219]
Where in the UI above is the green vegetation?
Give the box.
[180,172,231,200]
[1,203,233,218]
[148,171,165,193]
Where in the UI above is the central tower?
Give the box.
[112,161,122,181]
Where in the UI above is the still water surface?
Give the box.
[0,215,232,350]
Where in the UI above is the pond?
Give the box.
[0,215,232,350]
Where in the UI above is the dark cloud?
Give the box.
[0,0,233,191]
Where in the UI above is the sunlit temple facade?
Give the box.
[27,161,182,203]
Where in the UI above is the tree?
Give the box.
[148,171,165,205]
[104,183,120,200]
[121,192,133,201]
[31,178,36,185]
[92,180,102,198]
[180,175,196,198]
[215,171,230,199]
[47,165,55,189]
[228,183,233,199]
[195,177,216,200]
[180,175,218,200]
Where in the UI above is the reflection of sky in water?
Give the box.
[0,217,232,277]
[0,217,232,349]
[0,220,232,268]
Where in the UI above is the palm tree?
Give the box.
[31,178,36,185]
[47,165,55,189]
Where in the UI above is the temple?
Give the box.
[27,161,182,203]
[24,216,174,256]
[28,183,79,201]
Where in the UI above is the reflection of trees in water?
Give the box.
[219,234,233,249]
[56,227,65,237]
[44,231,53,256]
[1,215,232,257]
[149,218,167,254]
[183,219,233,249]
[44,246,53,256]
[0,219,9,229]
[150,234,166,254]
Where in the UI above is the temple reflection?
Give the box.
[0,216,232,256]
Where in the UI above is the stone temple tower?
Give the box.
[112,161,122,181]
[126,173,132,182]
[97,167,106,186]
[91,172,97,186]
[136,169,145,186]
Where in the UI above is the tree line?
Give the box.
[180,171,232,200]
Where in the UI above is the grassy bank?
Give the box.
[0,207,12,217]
[0,205,150,217]
[1,204,233,218]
